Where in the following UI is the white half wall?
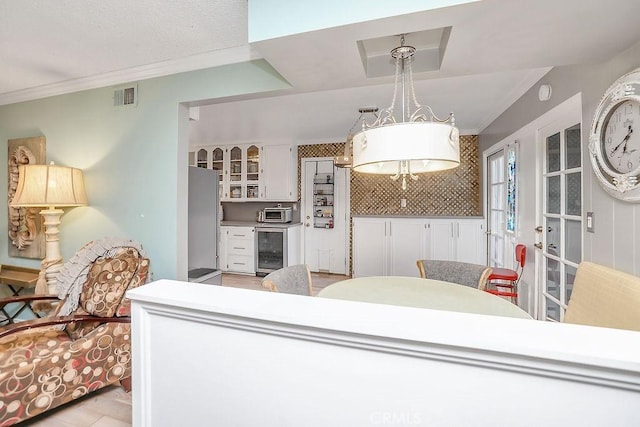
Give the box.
[129,280,640,427]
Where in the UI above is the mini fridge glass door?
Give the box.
[256,228,287,275]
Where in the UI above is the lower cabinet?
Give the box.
[352,217,485,278]
[220,226,255,274]
[427,219,485,264]
[352,217,427,278]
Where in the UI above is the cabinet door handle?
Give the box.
[233,247,245,250]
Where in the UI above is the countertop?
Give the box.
[221,221,302,228]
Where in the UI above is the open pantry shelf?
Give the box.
[313,172,334,229]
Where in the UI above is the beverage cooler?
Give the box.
[255,227,288,276]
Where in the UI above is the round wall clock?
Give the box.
[589,67,640,202]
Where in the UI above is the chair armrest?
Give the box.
[0,294,59,309]
[0,315,131,339]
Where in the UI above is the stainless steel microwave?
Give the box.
[262,207,292,223]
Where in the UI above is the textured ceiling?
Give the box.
[0,0,247,94]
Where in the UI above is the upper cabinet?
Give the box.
[189,144,296,202]
[227,144,260,201]
[260,145,297,201]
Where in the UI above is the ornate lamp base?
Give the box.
[38,208,65,295]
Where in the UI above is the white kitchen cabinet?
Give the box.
[427,218,485,264]
[189,144,297,202]
[188,145,260,201]
[220,226,255,274]
[352,217,427,278]
[226,144,261,201]
[260,144,297,201]
[388,219,429,276]
[352,218,387,277]
[353,217,485,278]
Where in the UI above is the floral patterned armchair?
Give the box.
[0,238,151,425]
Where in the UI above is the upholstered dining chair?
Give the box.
[261,264,313,296]
[416,259,492,290]
[563,261,640,332]
[0,238,151,425]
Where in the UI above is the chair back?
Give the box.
[60,240,151,339]
[416,260,492,289]
[261,264,313,296]
[515,244,527,269]
[564,262,640,332]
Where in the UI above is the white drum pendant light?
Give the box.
[352,34,460,189]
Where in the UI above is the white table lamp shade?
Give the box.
[11,162,87,208]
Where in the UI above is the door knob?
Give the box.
[534,242,543,249]
[535,226,543,233]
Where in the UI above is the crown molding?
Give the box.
[0,45,260,107]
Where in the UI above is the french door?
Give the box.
[537,120,582,321]
[486,150,506,268]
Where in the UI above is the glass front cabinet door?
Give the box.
[222,144,261,201]
[246,145,260,200]
[196,148,209,168]
[190,144,263,202]
[228,146,243,199]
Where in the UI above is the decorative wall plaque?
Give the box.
[8,136,46,259]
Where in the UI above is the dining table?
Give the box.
[317,276,532,319]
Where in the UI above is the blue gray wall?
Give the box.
[0,60,290,280]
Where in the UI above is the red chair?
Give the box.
[485,244,526,303]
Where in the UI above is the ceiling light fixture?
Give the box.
[335,107,379,168]
[352,34,460,189]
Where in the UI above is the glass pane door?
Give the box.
[487,150,505,268]
[196,148,208,168]
[541,123,582,321]
[246,145,260,199]
[229,146,242,199]
[212,148,224,181]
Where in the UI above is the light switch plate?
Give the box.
[586,212,594,233]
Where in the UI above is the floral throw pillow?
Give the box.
[79,248,140,317]
[115,258,150,317]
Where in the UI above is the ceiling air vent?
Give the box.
[113,84,138,107]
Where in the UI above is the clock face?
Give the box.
[602,99,640,174]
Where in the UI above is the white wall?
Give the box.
[0,60,290,280]
[480,40,640,275]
